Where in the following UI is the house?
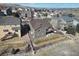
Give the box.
[0,16,21,39]
[57,18,67,30]
[0,7,7,16]
[57,15,79,31]
[12,7,17,13]
[0,10,6,16]
[30,18,52,39]
[50,16,67,30]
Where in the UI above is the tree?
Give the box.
[68,14,75,17]
[76,23,79,33]
[12,12,20,18]
[37,14,40,17]
[6,7,12,15]
[42,12,48,17]
[64,27,68,31]
[66,25,76,35]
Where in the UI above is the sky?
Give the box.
[19,3,79,8]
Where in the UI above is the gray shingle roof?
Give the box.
[30,18,52,30]
[0,16,20,25]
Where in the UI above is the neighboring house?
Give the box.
[0,9,7,16]
[57,15,79,30]
[0,11,6,16]
[69,17,79,27]
[0,16,21,39]
[12,7,17,13]
[50,16,67,30]
[1,9,7,15]
[30,18,52,39]
[50,17,58,29]
[33,12,38,18]
[57,18,67,30]
[62,15,73,25]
